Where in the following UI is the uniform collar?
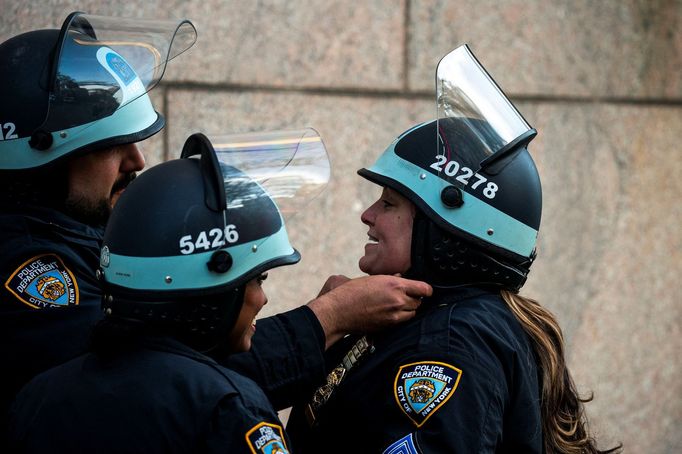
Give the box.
[422,285,497,308]
[137,335,220,366]
[4,203,105,240]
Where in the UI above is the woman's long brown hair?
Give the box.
[500,290,622,453]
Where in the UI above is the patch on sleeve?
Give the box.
[245,422,290,454]
[4,254,80,309]
[383,433,419,454]
[394,361,462,427]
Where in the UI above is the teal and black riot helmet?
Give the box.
[359,45,542,291]
[0,12,196,169]
[99,129,330,352]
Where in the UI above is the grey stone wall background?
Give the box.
[3,1,681,451]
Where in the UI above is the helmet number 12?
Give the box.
[179,225,239,255]
[430,155,499,199]
[0,122,18,140]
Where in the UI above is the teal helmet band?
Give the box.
[0,94,163,170]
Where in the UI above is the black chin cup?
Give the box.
[407,215,531,291]
[101,285,245,354]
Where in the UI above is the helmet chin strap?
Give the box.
[199,284,246,358]
[405,211,531,292]
[403,211,429,282]
[101,284,246,357]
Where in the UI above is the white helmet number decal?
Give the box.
[179,225,239,255]
[430,155,499,199]
[0,122,18,140]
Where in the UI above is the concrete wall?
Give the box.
[3,1,681,451]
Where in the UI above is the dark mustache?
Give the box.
[111,172,137,194]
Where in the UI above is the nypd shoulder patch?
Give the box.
[245,422,290,454]
[4,254,79,309]
[383,433,419,454]
[394,361,462,427]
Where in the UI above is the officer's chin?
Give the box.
[64,196,111,227]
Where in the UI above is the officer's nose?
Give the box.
[360,201,377,226]
[120,143,146,173]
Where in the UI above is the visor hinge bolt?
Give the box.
[165,276,173,284]
[207,250,233,273]
[59,131,67,139]
[441,185,464,208]
[487,228,494,236]
[29,130,53,151]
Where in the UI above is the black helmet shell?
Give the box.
[101,158,299,299]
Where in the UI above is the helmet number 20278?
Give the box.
[429,155,498,199]
[179,225,239,255]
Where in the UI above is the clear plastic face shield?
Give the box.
[179,129,330,282]
[210,128,331,221]
[434,44,535,187]
[38,12,197,133]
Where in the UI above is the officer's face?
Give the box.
[229,273,269,353]
[65,143,146,225]
[359,187,415,275]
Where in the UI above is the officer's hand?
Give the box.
[307,275,432,349]
[316,274,351,297]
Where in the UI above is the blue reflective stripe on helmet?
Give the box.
[365,147,538,258]
[103,224,295,291]
[0,93,157,169]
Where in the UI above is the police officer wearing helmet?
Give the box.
[8,131,322,452]
[287,45,621,453]
[0,11,196,433]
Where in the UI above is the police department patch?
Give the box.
[245,422,290,454]
[394,361,462,427]
[383,433,419,454]
[4,254,79,309]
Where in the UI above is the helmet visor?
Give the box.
[435,44,533,170]
[40,12,197,132]
[210,128,331,221]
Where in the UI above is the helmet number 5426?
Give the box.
[179,225,239,255]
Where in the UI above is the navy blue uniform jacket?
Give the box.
[0,205,104,432]
[287,287,543,453]
[8,336,292,453]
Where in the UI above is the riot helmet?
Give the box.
[0,12,197,170]
[358,45,542,291]
[99,129,330,353]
